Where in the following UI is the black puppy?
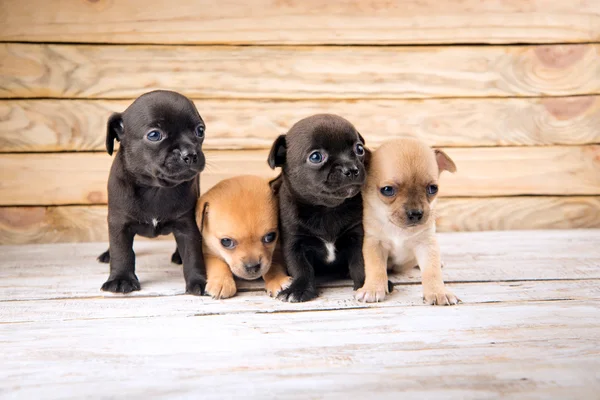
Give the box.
[268,114,370,302]
[98,90,207,295]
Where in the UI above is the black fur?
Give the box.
[98,90,207,295]
[268,114,368,302]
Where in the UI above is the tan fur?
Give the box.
[197,175,291,299]
[356,138,460,305]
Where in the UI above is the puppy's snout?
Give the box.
[244,263,262,275]
[336,164,361,178]
[406,209,424,223]
[180,150,198,166]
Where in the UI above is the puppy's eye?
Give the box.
[262,232,277,244]
[220,238,236,249]
[427,184,438,195]
[308,151,325,164]
[380,186,396,197]
[146,130,162,142]
[195,125,205,138]
[354,143,365,156]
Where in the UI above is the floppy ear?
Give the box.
[267,134,287,169]
[268,174,283,195]
[357,131,366,144]
[434,149,457,174]
[199,202,209,235]
[106,113,123,156]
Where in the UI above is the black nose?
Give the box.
[180,150,198,165]
[244,263,261,275]
[340,165,360,177]
[406,209,424,223]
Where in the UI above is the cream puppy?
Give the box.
[356,138,460,305]
[198,175,291,299]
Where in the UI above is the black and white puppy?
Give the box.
[98,90,207,295]
[268,114,369,302]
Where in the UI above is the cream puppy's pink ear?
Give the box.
[434,149,457,174]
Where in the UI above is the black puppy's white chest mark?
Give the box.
[323,241,336,263]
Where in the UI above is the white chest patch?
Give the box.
[324,242,336,263]
[151,218,158,227]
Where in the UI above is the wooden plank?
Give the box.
[435,196,600,232]
[1,146,599,206]
[2,96,600,152]
[2,281,600,323]
[0,151,277,206]
[1,230,598,301]
[1,0,598,44]
[1,43,599,100]
[0,302,598,399]
[3,197,600,244]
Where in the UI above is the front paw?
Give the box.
[277,280,317,303]
[355,282,389,303]
[423,286,460,306]
[265,275,292,297]
[206,276,237,299]
[101,275,140,293]
[186,276,207,296]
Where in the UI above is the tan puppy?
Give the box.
[356,138,460,305]
[197,175,291,299]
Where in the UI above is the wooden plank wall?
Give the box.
[0,0,599,244]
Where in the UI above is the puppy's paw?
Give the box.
[171,250,182,265]
[206,276,237,299]
[423,287,460,306]
[277,281,317,303]
[97,250,110,264]
[355,282,389,303]
[185,277,207,296]
[265,275,292,297]
[101,275,140,293]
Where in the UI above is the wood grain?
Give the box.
[1,230,599,300]
[1,301,599,399]
[2,230,599,300]
[3,281,600,322]
[2,197,600,244]
[2,96,600,152]
[1,43,598,99]
[1,0,598,44]
[1,146,599,206]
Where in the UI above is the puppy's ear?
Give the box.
[269,174,283,195]
[434,149,457,174]
[268,135,286,169]
[199,202,209,234]
[363,147,372,169]
[106,113,124,156]
[357,131,366,144]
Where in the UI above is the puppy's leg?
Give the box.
[277,238,318,302]
[97,249,110,263]
[263,261,292,297]
[205,255,237,299]
[415,237,459,306]
[336,226,366,290]
[101,223,140,293]
[171,247,182,265]
[174,214,206,296]
[355,236,389,302]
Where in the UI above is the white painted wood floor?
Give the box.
[1,230,599,399]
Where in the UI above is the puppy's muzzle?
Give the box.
[406,209,424,223]
[244,262,262,275]
[177,149,199,166]
[334,163,360,179]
